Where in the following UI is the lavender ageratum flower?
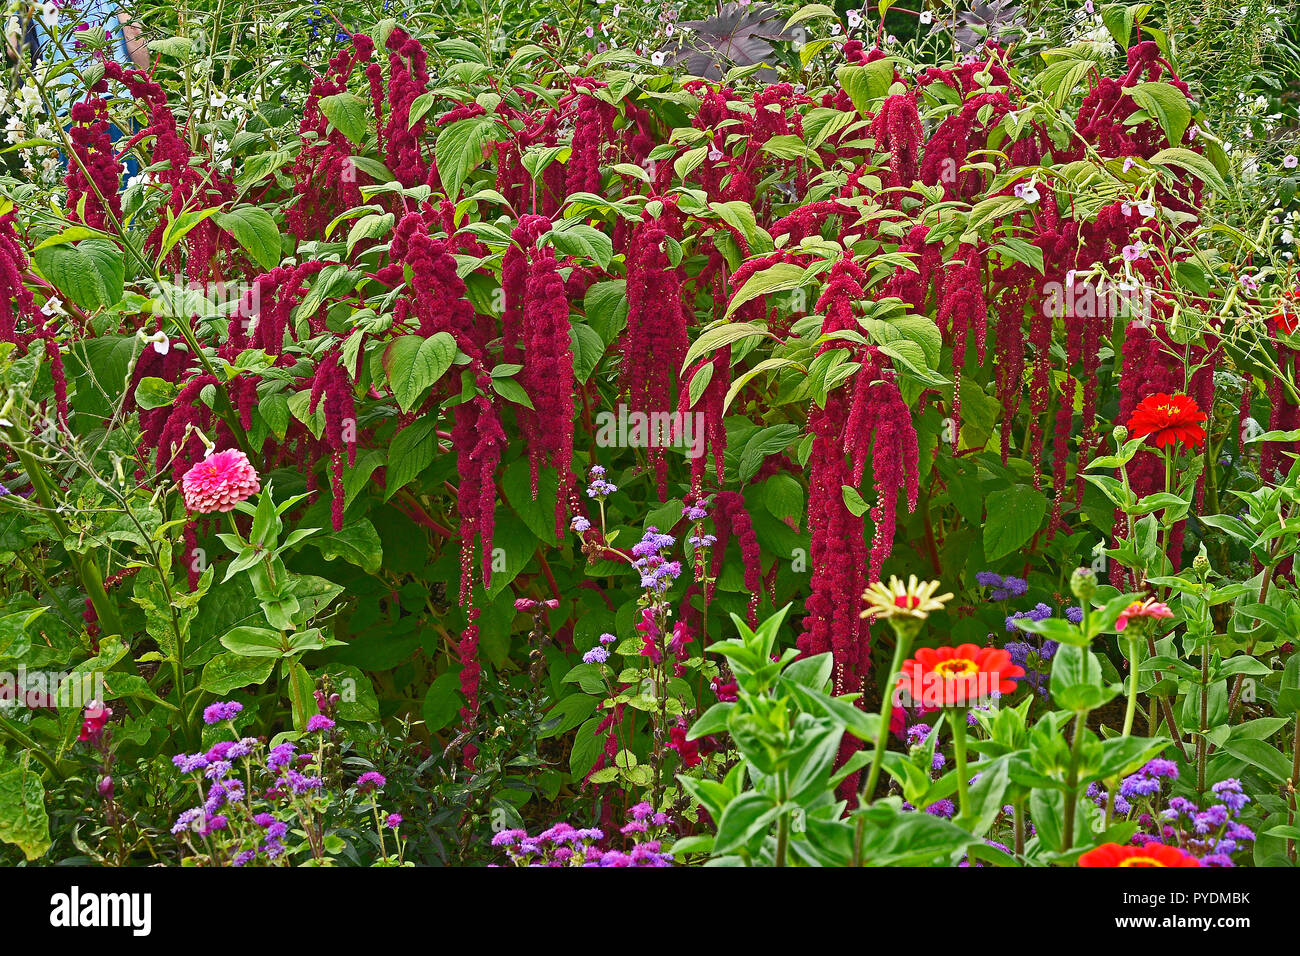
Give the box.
[924,799,956,818]
[1212,778,1249,812]
[171,808,204,834]
[638,558,683,592]
[1120,773,1163,799]
[629,802,654,821]
[202,701,243,724]
[586,478,619,499]
[306,714,335,732]
[286,771,323,795]
[226,737,256,760]
[233,850,256,867]
[267,743,297,772]
[1142,758,1179,780]
[1003,576,1028,597]
[172,752,210,774]
[688,532,717,549]
[1194,805,1230,833]
[491,828,527,847]
[598,632,617,645]
[1065,605,1084,624]
[571,515,592,533]
[631,527,675,557]
[682,503,709,521]
[356,771,386,793]
[1005,603,1053,632]
[975,571,1003,588]
[582,646,609,664]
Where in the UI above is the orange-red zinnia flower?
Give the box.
[1078,843,1201,867]
[1126,392,1207,450]
[896,643,1025,709]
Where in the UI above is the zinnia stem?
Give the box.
[853,625,913,865]
[1122,635,1140,737]
[951,709,971,825]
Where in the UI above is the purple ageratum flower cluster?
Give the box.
[1127,779,1255,865]
[202,700,244,725]
[492,809,674,867]
[631,527,682,594]
[1005,602,1053,632]
[976,571,1028,601]
[1004,638,1058,697]
[356,771,386,793]
[682,502,709,522]
[306,714,335,732]
[586,465,618,500]
[582,646,610,665]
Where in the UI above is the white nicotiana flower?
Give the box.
[140,329,170,355]
[651,51,665,67]
[1137,201,1156,218]
[40,1,58,29]
[41,297,65,317]
[919,10,933,24]
[846,9,862,28]
[5,117,26,146]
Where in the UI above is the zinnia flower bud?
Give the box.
[1070,567,1097,602]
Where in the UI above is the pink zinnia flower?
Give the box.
[181,450,260,513]
[1116,598,1174,631]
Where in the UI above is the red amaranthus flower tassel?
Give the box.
[872,93,923,197]
[709,490,762,626]
[452,370,507,604]
[518,226,576,536]
[287,36,375,240]
[308,348,358,530]
[621,205,690,499]
[457,607,481,766]
[0,213,36,345]
[65,89,124,230]
[845,349,920,581]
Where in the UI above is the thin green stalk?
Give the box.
[951,709,972,825]
[853,624,914,866]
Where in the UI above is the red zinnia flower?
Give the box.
[1078,843,1201,867]
[1126,392,1207,450]
[896,644,1025,709]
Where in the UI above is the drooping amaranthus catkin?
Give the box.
[65,88,124,230]
[871,93,923,197]
[845,349,920,581]
[708,490,762,626]
[0,213,36,346]
[677,346,730,495]
[936,247,987,448]
[452,370,507,605]
[519,229,577,536]
[621,205,690,499]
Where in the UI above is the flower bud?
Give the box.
[1112,425,1128,444]
[1071,566,1097,602]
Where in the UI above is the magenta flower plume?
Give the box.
[181,450,261,513]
